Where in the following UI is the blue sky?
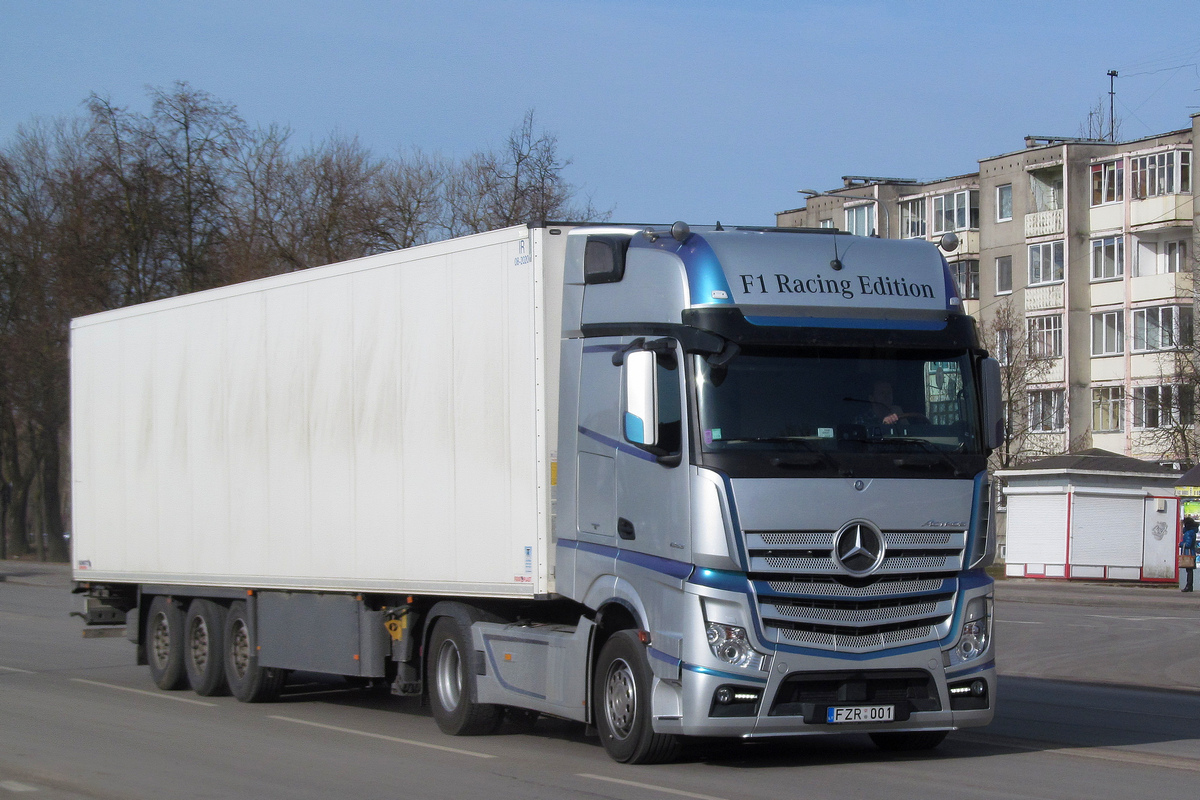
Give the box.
[3,0,1198,225]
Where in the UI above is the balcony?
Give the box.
[1025,283,1064,311]
[1025,208,1064,238]
[1131,194,1194,228]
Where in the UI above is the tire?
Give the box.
[184,599,229,696]
[869,730,949,751]
[145,596,188,690]
[593,630,680,764]
[223,601,287,703]
[427,617,502,735]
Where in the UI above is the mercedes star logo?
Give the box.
[833,521,886,576]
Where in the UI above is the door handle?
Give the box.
[617,518,636,540]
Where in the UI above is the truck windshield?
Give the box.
[693,345,986,479]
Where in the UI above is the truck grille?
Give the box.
[747,528,964,653]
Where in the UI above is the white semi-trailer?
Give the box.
[73,222,1002,763]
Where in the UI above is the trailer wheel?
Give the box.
[869,730,948,751]
[427,617,502,735]
[223,601,286,703]
[145,596,188,690]
[184,599,229,696]
[593,631,680,764]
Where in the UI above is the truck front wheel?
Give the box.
[145,596,188,690]
[184,599,229,696]
[427,617,501,735]
[223,601,286,703]
[593,631,680,764]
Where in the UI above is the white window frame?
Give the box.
[1090,235,1124,281]
[1133,384,1194,429]
[1131,150,1190,199]
[1164,239,1188,273]
[1092,386,1124,432]
[1091,310,1124,356]
[899,198,925,239]
[995,328,1012,366]
[995,255,1013,294]
[1028,240,1064,286]
[996,184,1013,222]
[845,204,874,237]
[1028,314,1063,358]
[951,259,979,301]
[1132,305,1193,352]
[1090,160,1123,206]
[1029,388,1066,432]
[931,190,979,234]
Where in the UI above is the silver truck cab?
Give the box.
[554,223,1000,759]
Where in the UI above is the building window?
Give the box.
[951,260,979,300]
[1029,389,1066,432]
[1028,314,1063,358]
[996,184,1013,221]
[899,199,925,239]
[931,190,979,234]
[1134,385,1194,429]
[1092,386,1124,432]
[845,204,875,236]
[1091,310,1124,356]
[995,329,1012,366]
[1130,151,1191,198]
[1091,160,1123,205]
[1091,236,1124,281]
[1028,240,1064,285]
[1132,305,1193,351]
[995,255,1013,294]
[818,218,834,229]
[1165,240,1188,273]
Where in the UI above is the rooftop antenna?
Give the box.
[1107,69,1118,142]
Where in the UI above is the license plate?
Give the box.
[826,704,895,723]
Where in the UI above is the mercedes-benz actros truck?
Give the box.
[72,221,1002,763]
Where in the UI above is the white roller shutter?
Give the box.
[1070,494,1144,568]
[1005,493,1068,565]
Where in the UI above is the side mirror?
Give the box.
[980,357,1003,450]
[623,349,658,446]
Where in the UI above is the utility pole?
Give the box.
[1107,70,1118,142]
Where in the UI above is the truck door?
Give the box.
[613,338,691,662]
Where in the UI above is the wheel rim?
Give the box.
[602,657,637,740]
[230,619,250,680]
[435,638,462,712]
[189,615,209,671]
[150,612,171,670]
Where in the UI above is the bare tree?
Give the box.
[982,298,1060,470]
[1079,96,1122,141]
[372,148,446,249]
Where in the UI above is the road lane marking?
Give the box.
[69,679,216,706]
[0,666,35,674]
[269,716,495,759]
[0,780,38,792]
[578,774,730,800]
[956,733,1200,773]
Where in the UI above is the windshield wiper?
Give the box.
[720,436,843,472]
[877,437,969,477]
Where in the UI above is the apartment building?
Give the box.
[777,112,1198,465]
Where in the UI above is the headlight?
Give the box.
[706,622,769,670]
[947,595,992,666]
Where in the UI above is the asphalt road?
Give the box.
[2,562,1199,799]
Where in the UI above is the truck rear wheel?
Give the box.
[869,730,948,751]
[184,599,229,696]
[223,601,286,703]
[145,596,188,690]
[427,617,502,735]
[593,630,680,764]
